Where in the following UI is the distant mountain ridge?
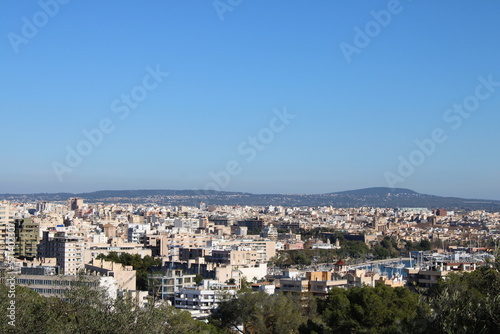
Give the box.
[77,189,249,199]
[0,187,499,210]
[329,187,418,196]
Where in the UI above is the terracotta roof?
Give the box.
[335,259,347,266]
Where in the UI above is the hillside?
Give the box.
[1,187,499,210]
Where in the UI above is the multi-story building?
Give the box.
[148,269,196,301]
[261,224,278,240]
[309,279,349,297]
[274,270,350,298]
[16,265,118,299]
[14,218,40,259]
[84,243,152,263]
[279,277,310,297]
[237,218,265,234]
[174,280,236,319]
[208,249,258,266]
[405,261,477,289]
[37,231,84,275]
[68,198,84,211]
[85,258,137,291]
[344,269,382,288]
[212,239,276,263]
[102,223,117,239]
[0,201,14,262]
[144,232,210,258]
[127,223,151,243]
[173,218,202,230]
[179,248,209,263]
[243,240,276,262]
[36,201,52,213]
[128,214,145,225]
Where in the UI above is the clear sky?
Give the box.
[1,0,500,200]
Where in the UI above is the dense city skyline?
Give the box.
[2,1,500,200]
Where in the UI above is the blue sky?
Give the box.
[1,0,500,200]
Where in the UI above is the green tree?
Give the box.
[194,273,204,285]
[319,284,428,333]
[426,266,500,334]
[211,291,305,334]
[345,240,370,258]
[404,239,432,252]
[418,239,431,251]
[239,277,252,292]
[373,244,391,259]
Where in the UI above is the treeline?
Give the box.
[211,265,500,333]
[211,284,424,333]
[270,242,369,267]
[373,238,431,259]
[1,265,499,333]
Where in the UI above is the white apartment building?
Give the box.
[127,223,151,243]
[148,269,196,301]
[174,280,236,319]
[173,218,202,231]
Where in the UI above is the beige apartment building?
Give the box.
[0,201,14,262]
[85,258,137,291]
[37,231,84,275]
[144,232,211,257]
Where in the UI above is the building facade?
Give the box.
[16,266,118,299]
[0,201,14,262]
[148,269,196,301]
[174,280,236,318]
[37,231,84,275]
[14,218,40,259]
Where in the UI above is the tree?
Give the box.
[404,239,432,252]
[426,267,500,334]
[211,291,305,334]
[194,274,204,285]
[372,237,401,259]
[319,284,428,333]
[373,244,391,259]
[345,240,370,258]
[418,239,431,251]
[239,277,252,292]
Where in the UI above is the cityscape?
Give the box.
[2,1,500,333]
[1,189,499,332]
